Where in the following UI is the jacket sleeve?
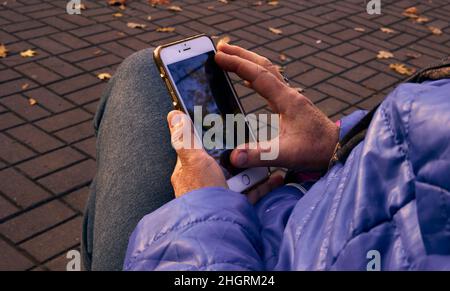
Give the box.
[123,187,264,271]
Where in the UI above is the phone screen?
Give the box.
[167,51,251,179]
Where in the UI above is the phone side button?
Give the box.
[242,174,250,186]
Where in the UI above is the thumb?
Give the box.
[230,139,280,168]
[167,110,203,162]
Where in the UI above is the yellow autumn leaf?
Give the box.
[415,16,430,23]
[97,73,112,80]
[428,26,442,35]
[217,35,231,46]
[252,1,263,6]
[380,27,395,34]
[21,83,30,90]
[403,6,419,18]
[112,12,123,17]
[269,27,283,35]
[149,0,170,6]
[218,0,228,4]
[389,63,415,76]
[28,98,37,106]
[267,1,279,6]
[168,5,182,12]
[108,0,126,6]
[156,27,176,32]
[279,53,287,62]
[377,50,394,59]
[20,49,37,58]
[0,43,8,58]
[127,22,146,29]
[354,27,366,32]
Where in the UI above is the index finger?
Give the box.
[215,51,289,106]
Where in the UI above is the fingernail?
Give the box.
[170,114,182,128]
[235,151,248,166]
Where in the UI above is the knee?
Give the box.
[114,48,156,81]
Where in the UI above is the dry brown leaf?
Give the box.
[380,27,395,34]
[168,5,182,12]
[97,73,112,80]
[156,27,176,32]
[403,6,419,18]
[207,6,214,10]
[269,27,282,35]
[127,22,146,29]
[354,27,365,32]
[377,50,394,59]
[428,26,442,35]
[267,1,279,6]
[147,15,152,20]
[415,16,430,23]
[108,0,126,6]
[119,4,126,10]
[0,43,8,58]
[28,98,37,106]
[253,1,263,6]
[218,0,228,4]
[20,49,37,58]
[149,0,170,6]
[389,63,415,76]
[112,12,123,17]
[279,53,287,62]
[21,83,30,90]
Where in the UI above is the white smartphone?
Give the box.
[154,35,269,193]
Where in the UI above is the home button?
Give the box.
[242,174,250,186]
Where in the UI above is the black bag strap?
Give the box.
[329,56,450,169]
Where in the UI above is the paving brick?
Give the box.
[38,159,96,194]
[49,32,90,50]
[48,74,100,95]
[240,94,267,113]
[29,37,72,55]
[0,133,35,164]
[17,147,85,179]
[0,69,21,83]
[38,57,83,78]
[63,186,89,213]
[0,112,25,131]
[316,97,348,117]
[0,94,51,121]
[20,216,83,262]
[73,137,96,159]
[0,195,19,220]
[362,72,400,91]
[0,200,75,243]
[0,239,34,271]
[0,167,50,208]
[0,78,39,98]
[15,62,62,85]
[14,26,58,39]
[54,121,94,144]
[7,124,63,154]
[34,109,92,132]
[76,54,122,71]
[22,87,74,114]
[341,65,377,82]
[294,68,332,87]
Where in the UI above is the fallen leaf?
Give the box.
[93,50,103,55]
[156,27,176,32]
[0,43,8,58]
[267,1,279,6]
[354,27,365,32]
[252,1,263,6]
[218,0,228,4]
[268,27,282,35]
[127,22,146,29]
[97,73,112,80]
[316,39,322,44]
[377,50,394,59]
[119,4,126,10]
[21,83,30,90]
[77,3,86,10]
[207,6,214,10]
[112,12,123,17]
[28,98,37,106]
[389,63,415,76]
[149,0,170,6]
[415,16,430,23]
[279,53,287,62]
[406,52,421,59]
[428,26,442,35]
[403,6,419,18]
[168,5,182,12]
[20,49,37,58]
[380,27,395,34]
[108,0,126,6]
[147,15,152,20]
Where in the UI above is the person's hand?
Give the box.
[215,43,339,171]
[168,110,227,198]
[167,110,283,203]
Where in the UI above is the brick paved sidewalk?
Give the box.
[0,0,449,271]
